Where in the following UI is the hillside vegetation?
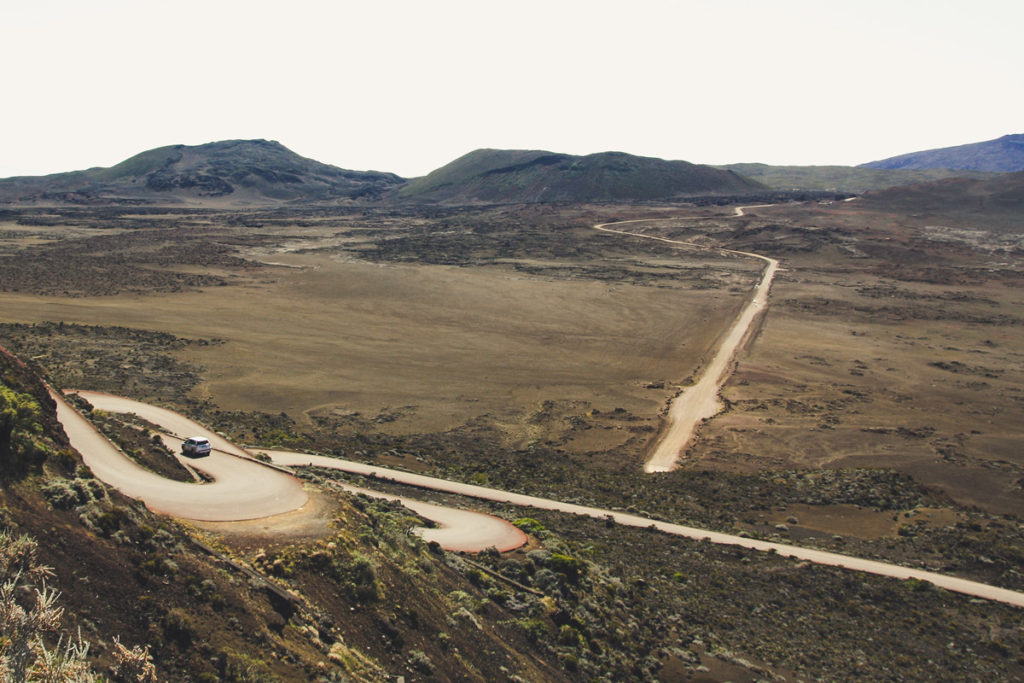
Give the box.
[0,140,404,205]
[395,148,764,204]
[0,349,574,681]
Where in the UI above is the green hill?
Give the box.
[0,140,404,205]
[396,148,764,204]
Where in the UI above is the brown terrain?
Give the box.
[2,189,1024,681]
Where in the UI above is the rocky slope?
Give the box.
[860,170,1024,231]
[860,133,1024,172]
[717,162,998,192]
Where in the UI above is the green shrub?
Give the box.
[558,624,585,648]
[513,518,548,538]
[41,477,106,510]
[161,608,195,648]
[0,383,49,477]
[548,553,587,584]
[519,618,550,643]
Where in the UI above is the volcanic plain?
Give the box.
[3,193,1024,681]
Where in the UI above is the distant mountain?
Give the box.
[859,171,1024,232]
[0,139,404,205]
[860,134,1024,172]
[395,149,764,204]
[717,163,998,193]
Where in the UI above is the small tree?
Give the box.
[0,528,155,682]
[110,638,156,683]
[0,528,93,682]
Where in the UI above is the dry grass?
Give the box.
[0,218,749,437]
[683,203,1024,514]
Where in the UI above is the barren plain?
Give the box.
[3,198,1024,681]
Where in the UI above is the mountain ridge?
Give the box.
[0,139,405,205]
[8,135,1021,206]
[716,162,999,193]
[859,134,1024,172]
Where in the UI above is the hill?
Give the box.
[395,148,764,204]
[859,170,1024,232]
[0,346,565,681]
[0,139,404,205]
[860,133,1024,172]
[717,162,998,193]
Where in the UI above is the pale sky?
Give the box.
[1,0,1021,179]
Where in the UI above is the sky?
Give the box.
[1,0,1021,179]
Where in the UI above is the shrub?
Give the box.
[519,618,551,643]
[513,518,548,538]
[41,479,81,509]
[0,383,49,478]
[548,553,587,585]
[0,528,153,681]
[558,624,585,648]
[161,608,195,648]
[41,477,106,510]
[407,649,433,674]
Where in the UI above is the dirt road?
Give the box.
[57,390,525,551]
[594,209,779,472]
[53,389,309,521]
[52,390,1024,606]
[257,449,1024,608]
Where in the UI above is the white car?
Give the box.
[181,436,212,458]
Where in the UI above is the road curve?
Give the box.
[48,390,1024,605]
[594,210,779,472]
[54,389,309,521]
[55,390,526,551]
[265,452,527,552]
[256,449,1024,608]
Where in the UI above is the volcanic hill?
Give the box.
[394,148,764,204]
[0,139,405,205]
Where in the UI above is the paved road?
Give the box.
[594,210,779,472]
[56,390,525,551]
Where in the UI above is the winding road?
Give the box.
[53,387,1024,607]
[594,207,778,472]
[40,204,1024,608]
[54,389,526,552]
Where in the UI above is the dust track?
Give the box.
[49,386,1024,605]
[594,206,779,472]
[258,449,1024,608]
[56,389,526,552]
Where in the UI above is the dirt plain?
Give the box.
[678,202,1024,515]
[3,198,1024,680]
[0,205,757,441]
[2,201,1023,515]
[3,200,1023,516]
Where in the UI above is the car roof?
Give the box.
[187,436,210,443]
